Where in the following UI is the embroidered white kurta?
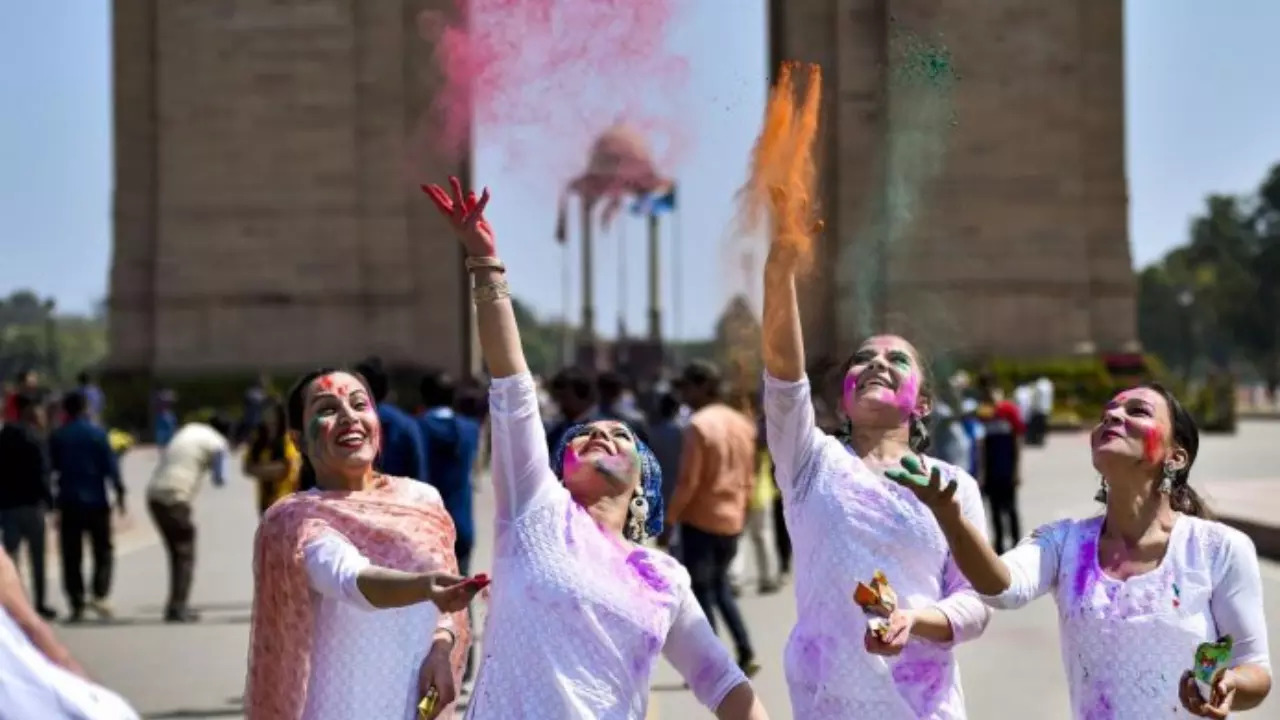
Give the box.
[764,373,991,719]
[466,373,746,719]
[988,514,1271,719]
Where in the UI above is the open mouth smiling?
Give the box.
[335,428,366,449]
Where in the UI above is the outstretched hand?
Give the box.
[423,572,490,613]
[421,176,495,257]
[885,455,960,514]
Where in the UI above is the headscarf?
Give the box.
[245,476,469,720]
[550,423,665,539]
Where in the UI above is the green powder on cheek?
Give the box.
[306,416,324,449]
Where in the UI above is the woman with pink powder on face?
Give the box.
[759,249,992,713]
[894,384,1272,718]
[421,177,768,720]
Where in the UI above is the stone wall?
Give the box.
[108,0,475,383]
[771,0,1136,367]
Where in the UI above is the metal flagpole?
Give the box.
[672,186,683,368]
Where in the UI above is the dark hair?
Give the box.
[420,369,457,409]
[1098,382,1207,518]
[249,400,289,462]
[597,371,627,402]
[657,393,681,420]
[551,367,596,403]
[77,371,91,386]
[354,356,389,403]
[286,368,373,492]
[14,368,35,384]
[13,392,39,417]
[209,414,233,440]
[454,387,487,420]
[833,338,934,454]
[62,391,87,418]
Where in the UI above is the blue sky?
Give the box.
[2,2,1279,341]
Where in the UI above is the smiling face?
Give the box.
[1090,386,1186,478]
[562,420,642,497]
[295,372,381,475]
[841,335,929,425]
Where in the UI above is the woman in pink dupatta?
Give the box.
[246,368,487,720]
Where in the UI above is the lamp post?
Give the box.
[42,298,58,383]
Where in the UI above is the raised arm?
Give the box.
[761,232,806,383]
[422,179,552,520]
[422,177,525,380]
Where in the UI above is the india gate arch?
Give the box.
[765,0,1136,370]
[107,0,478,423]
[106,0,1136,422]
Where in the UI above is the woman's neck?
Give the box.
[849,425,912,464]
[314,466,375,492]
[581,493,631,540]
[1102,471,1177,545]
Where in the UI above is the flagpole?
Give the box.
[561,221,572,367]
[617,215,628,368]
[672,184,683,368]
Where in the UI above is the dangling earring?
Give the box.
[626,493,650,542]
[1158,463,1174,494]
[1094,476,1108,503]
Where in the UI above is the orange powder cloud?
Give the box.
[737,62,824,272]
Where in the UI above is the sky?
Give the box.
[2,2,1279,341]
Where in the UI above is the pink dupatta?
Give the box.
[245,476,469,719]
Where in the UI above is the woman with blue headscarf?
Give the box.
[422,178,769,720]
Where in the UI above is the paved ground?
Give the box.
[31,422,1280,719]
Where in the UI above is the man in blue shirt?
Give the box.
[49,391,124,622]
[356,357,426,482]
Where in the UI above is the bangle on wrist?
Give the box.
[433,627,456,646]
[472,279,511,304]
[465,256,505,273]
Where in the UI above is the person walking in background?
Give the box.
[146,417,232,622]
[49,392,124,623]
[743,409,781,595]
[544,366,598,452]
[75,371,105,427]
[416,369,482,688]
[976,373,1026,554]
[597,371,650,444]
[243,400,300,517]
[152,389,177,448]
[1026,375,1054,446]
[0,548,140,719]
[0,393,57,619]
[667,360,761,676]
[648,392,686,555]
[959,398,985,482]
[4,369,41,424]
[355,357,427,483]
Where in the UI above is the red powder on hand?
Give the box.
[417,0,691,178]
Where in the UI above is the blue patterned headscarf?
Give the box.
[550,422,665,540]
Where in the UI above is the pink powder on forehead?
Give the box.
[416,0,691,179]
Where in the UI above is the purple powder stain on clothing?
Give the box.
[627,550,671,593]
[563,501,578,548]
[893,653,949,711]
[1083,686,1115,720]
[795,634,834,678]
[1073,532,1098,603]
[692,656,721,692]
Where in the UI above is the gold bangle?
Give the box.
[472,279,511,304]
[465,256,506,273]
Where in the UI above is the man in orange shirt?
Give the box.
[666,360,759,675]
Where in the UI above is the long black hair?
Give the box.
[1098,382,1207,518]
[286,367,372,492]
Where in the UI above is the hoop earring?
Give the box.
[1094,476,1108,503]
[1158,463,1174,494]
[626,493,650,542]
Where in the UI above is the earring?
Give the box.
[1094,476,1108,503]
[1158,463,1174,494]
[627,493,650,542]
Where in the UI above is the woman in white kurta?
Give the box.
[892,383,1273,717]
[0,548,139,720]
[246,369,485,720]
[421,177,768,720]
